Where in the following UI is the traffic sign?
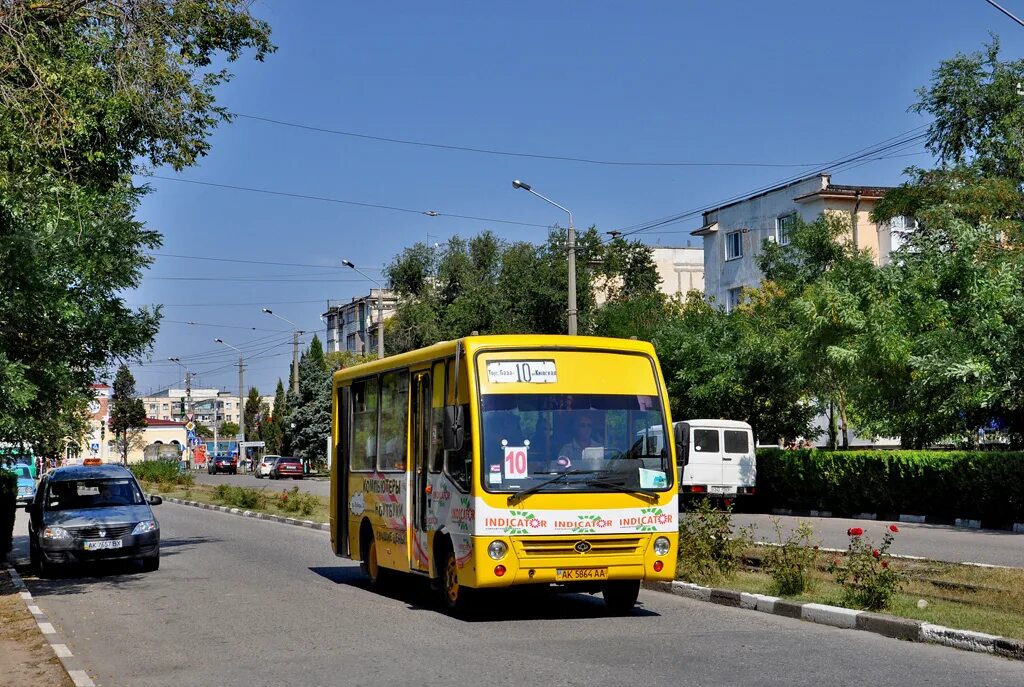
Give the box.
[186,413,195,423]
[240,441,265,448]
[185,421,196,432]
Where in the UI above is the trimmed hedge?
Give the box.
[0,469,15,556]
[753,449,1024,526]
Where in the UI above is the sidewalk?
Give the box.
[0,565,74,687]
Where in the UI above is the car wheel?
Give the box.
[29,537,40,571]
[140,556,160,572]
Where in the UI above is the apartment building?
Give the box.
[692,174,900,310]
[322,289,398,355]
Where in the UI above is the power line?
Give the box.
[233,112,833,169]
[130,299,330,307]
[161,319,291,332]
[148,252,385,272]
[141,174,552,229]
[984,0,1024,28]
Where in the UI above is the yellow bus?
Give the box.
[330,334,678,614]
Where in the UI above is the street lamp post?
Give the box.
[262,308,303,395]
[168,357,193,467]
[214,338,246,452]
[512,179,577,335]
[342,259,386,357]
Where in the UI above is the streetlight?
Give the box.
[512,179,578,335]
[214,338,246,449]
[342,259,386,358]
[262,308,303,395]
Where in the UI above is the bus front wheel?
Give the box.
[439,546,474,615]
[360,526,387,588]
[603,580,640,615]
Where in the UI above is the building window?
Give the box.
[726,287,742,313]
[725,231,743,260]
[777,214,797,246]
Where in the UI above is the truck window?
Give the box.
[724,430,749,453]
[693,429,719,453]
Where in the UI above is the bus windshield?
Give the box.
[480,393,672,493]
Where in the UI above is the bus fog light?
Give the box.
[653,560,664,573]
[487,541,508,560]
[494,565,506,577]
[653,536,671,556]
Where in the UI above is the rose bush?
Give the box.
[829,525,904,610]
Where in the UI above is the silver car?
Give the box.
[26,463,162,576]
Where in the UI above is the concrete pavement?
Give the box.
[10,505,1024,687]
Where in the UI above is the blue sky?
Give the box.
[126,0,1024,397]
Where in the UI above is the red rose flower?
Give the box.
[889,524,900,533]
[881,560,889,569]
[872,549,880,558]
[848,527,864,537]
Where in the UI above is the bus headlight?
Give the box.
[653,536,671,556]
[487,540,508,560]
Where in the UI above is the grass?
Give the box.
[139,479,330,523]
[0,571,75,687]
[691,547,1024,641]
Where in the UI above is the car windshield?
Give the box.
[45,478,145,511]
[480,393,672,493]
[12,466,32,479]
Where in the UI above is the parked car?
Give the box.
[270,456,303,480]
[26,463,161,576]
[12,464,36,505]
[208,455,238,475]
[254,455,280,479]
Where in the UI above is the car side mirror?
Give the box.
[443,405,465,452]
[148,495,163,506]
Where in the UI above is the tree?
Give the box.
[108,365,147,464]
[219,421,240,438]
[243,386,270,442]
[289,336,332,469]
[0,2,273,455]
[263,379,287,455]
[194,421,214,439]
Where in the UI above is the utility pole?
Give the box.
[215,339,246,460]
[169,358,193,468]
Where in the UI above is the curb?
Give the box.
[768,508,1024,533]
[644,579,1024,661]
[3,563,98,686]
[163,497,331,532]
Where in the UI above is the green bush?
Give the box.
[130,460,193,488]
[828,524,905,611]
[754,449,1024,525]
[677,498,754,585]
[762,518,819,597]
[213,485,267,510]
[274,487,317,517]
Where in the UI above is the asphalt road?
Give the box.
[191,472,1024,566]
[11,505,1024,687]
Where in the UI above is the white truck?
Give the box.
[639,419,757,502]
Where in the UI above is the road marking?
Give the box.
[38,621,56,634]
[28,604,43,615]
[52,643,72,658]
[68,669,96,687]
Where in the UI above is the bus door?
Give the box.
[409,371,432,573]
[337,386,351,557]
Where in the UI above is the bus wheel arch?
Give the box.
[359,519,384,587]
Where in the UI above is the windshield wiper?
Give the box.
[583,478,659,502]
[507,469,597,506]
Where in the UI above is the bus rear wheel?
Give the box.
[603,580,640,615]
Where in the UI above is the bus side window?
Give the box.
[445,358,472,491]
[377,371,409,472]
[429,361,445,473]
[351,378,378,471]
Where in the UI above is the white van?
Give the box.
[675,419,756,500]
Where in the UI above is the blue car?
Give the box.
[11,464,36,505]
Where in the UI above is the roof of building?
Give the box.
[145,418,186,427]
[793,184,892,203]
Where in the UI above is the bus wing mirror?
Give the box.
[443,405,465,452]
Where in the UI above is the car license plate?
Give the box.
[556,568,608,581]
[84,540,123,551]
[708,486,734,494]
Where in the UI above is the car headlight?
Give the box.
[487,540,508,560]
[653,536,671,556]
[132,520,159,535]
[42,526,71,540]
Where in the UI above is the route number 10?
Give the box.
[504,446,529,479]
